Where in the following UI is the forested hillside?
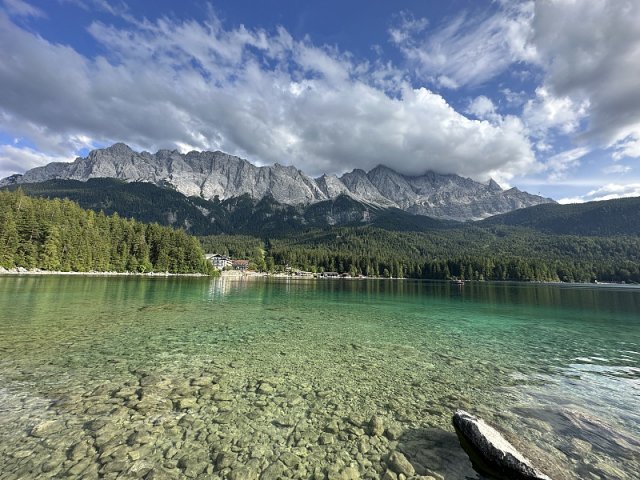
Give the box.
[8,179,640,237]
[5,179,452,235]
[200,226,640,283]
[0,190,213,274]
[480,197,640,235]
[4,178,218,235]
[5,180,640,283]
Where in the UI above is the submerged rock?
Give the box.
[175,397,198,410]
[387,451,415,476]
[368,415,385,437]
[260,460,286,480]
[452,410,551,480]
[30,420,64,437]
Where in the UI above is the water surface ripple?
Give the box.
[0,277,638,479]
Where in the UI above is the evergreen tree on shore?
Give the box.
[199,226,640,283]
[0,190,214,275]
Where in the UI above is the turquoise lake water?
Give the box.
[0,276,638,479]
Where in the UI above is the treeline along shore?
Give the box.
[2,188,640,283]
[200,228,640,284]
[0,190,215,275]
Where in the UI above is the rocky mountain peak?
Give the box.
[0,143,555,221]
[103,142,135,155]
[487,179,502,192]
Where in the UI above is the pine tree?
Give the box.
[41,226,62,271]
[0,213,19,268]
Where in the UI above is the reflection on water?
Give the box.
[0,276,638,479]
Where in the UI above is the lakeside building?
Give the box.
[321,272,339,278]
[205,254,232,270]
[292,270,314,277]
[232,260,250,271]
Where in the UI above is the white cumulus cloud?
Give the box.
[392,0,640,171]
[560,183,640,204]
[522,87,590,138]
[467,95,499,123]
[0,11,538,181]
[529,0,640,154]
[0,144,76,178]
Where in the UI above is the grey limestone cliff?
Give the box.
[0,143,555,221]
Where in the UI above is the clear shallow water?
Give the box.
[0,276,638,479]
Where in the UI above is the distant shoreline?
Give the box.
[2,268,635,287]
[0,267,209,277]
[0,268,409,280]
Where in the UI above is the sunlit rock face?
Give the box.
[1,143,554,221]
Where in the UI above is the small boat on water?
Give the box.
[452,279,465,285]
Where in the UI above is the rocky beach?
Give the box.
[3,362,454,480]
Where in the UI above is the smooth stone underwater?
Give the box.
[0,276,638,479]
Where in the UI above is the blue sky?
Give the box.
[1,0,639,202]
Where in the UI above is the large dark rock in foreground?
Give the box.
[452,410,551,480]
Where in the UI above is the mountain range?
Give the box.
[3,178,454,236]
[3,144,639,284]
[0,143,554,221]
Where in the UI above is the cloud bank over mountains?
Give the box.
[0,0,639,200]
[0,9,535,183]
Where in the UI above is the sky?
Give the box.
[1,0,639,203]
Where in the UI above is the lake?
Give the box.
[0,276,638,479]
